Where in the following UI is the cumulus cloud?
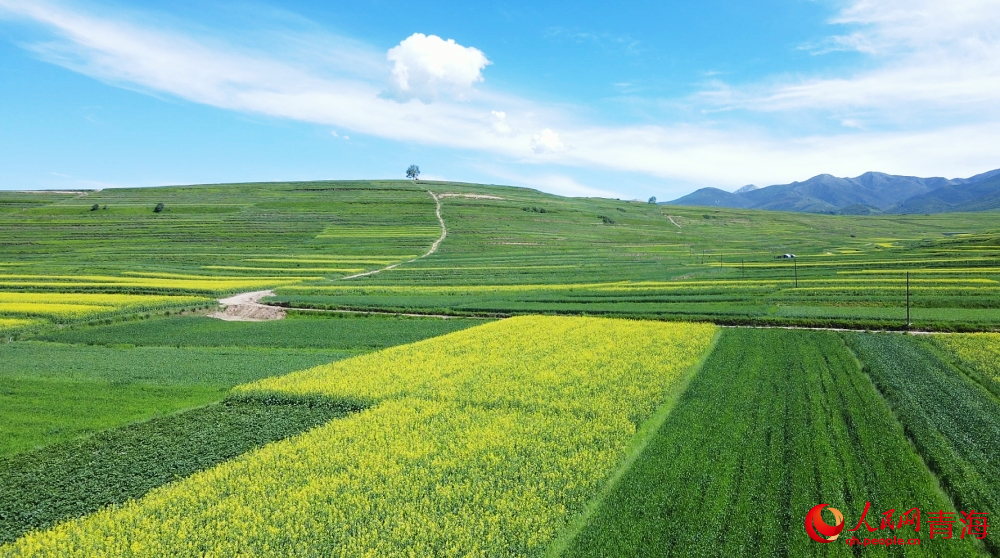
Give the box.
[386,33,490,101]
[531,128,565,154]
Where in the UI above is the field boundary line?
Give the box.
[912,335,1000,404]
[838,333,988,554]
[542,328,723,558]
[340,190,446,280]
[210,190,447,320]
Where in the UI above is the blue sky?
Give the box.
[1,0,999,199]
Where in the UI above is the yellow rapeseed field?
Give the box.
[932,333,1000,386]
[0,293,208,318]
[0,274,315,294]
[0,318,39,331]
[3,316,717,557]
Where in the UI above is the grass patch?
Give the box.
[0,342,352,456]
[35,313,491,350]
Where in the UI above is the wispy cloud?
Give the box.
[706,0,1000,119]
[2,0,1000,195]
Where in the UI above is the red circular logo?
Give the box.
[805,504,845,543]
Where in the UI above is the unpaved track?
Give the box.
[209,190,447,321]
[340,190,446,280]
[208,290,286,321]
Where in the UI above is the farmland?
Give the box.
[3,180,1000,556]
[561,329,982,556]
[4,181,1000,330]
[3,317,717,556]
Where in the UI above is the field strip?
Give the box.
[339,190,446,281]
[557,328,981,556]
[3,317,717,556]
[209,190,448,320]
[543,329,721,558]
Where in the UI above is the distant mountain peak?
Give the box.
[665,167,1000,215]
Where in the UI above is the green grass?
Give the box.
[35,312,491,350]
[561,329,979,557]
[844,333,1000,556]
[0,342,350,457]
[0,379,226,458]
[2,313,489,457]
[0,341,353,386]
[0,395,362,544]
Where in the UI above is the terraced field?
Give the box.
[4,181,1000,330]
[3,180,1000,556]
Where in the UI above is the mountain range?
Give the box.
[667,168,1000,214]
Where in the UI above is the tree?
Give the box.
[91,203,99,211]
[154,203,164,213]
[648,196,657,204]
[406,165,421,180]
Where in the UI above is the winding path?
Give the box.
[210,190,447,321]
[340,190,446,280]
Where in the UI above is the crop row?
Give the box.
[929,333,1000,397]
[0,293,208,320]
[563,329,977,557]
[3,316,717,556]
[36,313,491,350]
[0,396,359,545]
[844,333,1000,556]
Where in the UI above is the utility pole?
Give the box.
[794,258,798,288]
[906,271,911,330]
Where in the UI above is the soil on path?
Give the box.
[207,290,286,322]
[208,190,448,322]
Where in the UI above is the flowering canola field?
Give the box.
[0,293,208,319]
[0,318,38,332]
[3,316,716,557]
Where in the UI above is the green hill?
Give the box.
[3,180,1000,330]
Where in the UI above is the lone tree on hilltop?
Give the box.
[648,196,657,204]
[406,165,421,180]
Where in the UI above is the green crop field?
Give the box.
[2,180,1000,556]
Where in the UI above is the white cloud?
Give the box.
[487,170,622,199]
[1,0,1000,198]
[703,0,1000,121]
[531,128,565,154]
[386,33,490,101]
[491,110,515,136]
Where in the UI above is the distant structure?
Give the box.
[777,254,796,259]
[406,165,421,180]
